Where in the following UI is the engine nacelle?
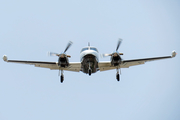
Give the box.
[110,53,122,66]
[58,55,69,67]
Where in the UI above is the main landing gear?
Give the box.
[116,73,120,81]
[59,69,64,83]
[61,75,64,83]
[116,68,120,81]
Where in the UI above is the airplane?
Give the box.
[3,39,176,83]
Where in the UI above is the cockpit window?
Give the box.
[81,48,88,52]
[90,47,98,52]
[80,47,99,52]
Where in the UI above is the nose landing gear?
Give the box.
[88,69,92,76]
[88,61,92,76]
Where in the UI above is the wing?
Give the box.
[98,51,176,72]
[3,56,81,72]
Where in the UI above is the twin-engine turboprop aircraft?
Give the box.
[3,39,176,83]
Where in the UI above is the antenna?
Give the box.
[88,42,90,46]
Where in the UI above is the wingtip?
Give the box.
[3,55,8,62]
[171,50,177,58]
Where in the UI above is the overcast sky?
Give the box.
[0,0,180,120]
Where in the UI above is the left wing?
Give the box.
[3,55,81,72]
[99,51,176,71]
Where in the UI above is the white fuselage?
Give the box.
[80,46,99,74]
[80,47,99,62]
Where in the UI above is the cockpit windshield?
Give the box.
[90,47,98,52]
[81,48,88,52]
[80,47,99,53]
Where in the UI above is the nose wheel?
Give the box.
[88,69,92,76]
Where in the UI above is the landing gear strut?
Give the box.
[88,61,92,76]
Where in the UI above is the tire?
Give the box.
[89,69,91,76]
[116,74,120,81]
[61,75,64,83]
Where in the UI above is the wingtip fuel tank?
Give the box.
[171,51,177,58]
[3,55,8,62]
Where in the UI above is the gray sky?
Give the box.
[0,0,180,120]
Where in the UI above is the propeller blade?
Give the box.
[64,41,73,53]
[100,53,112,58]
[48,52,60,56]
[116,38,122,51]
[66,55,71,58]
[101,39,123,59]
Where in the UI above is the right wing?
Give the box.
[98,51,176,72]
[3,55,81,72]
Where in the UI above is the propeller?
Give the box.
[116,38,122,51]
[48,41,73,57]
[48,52,60,56]
[64,41,73,53]
[101,53,112,58]
[101,39,123,58]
